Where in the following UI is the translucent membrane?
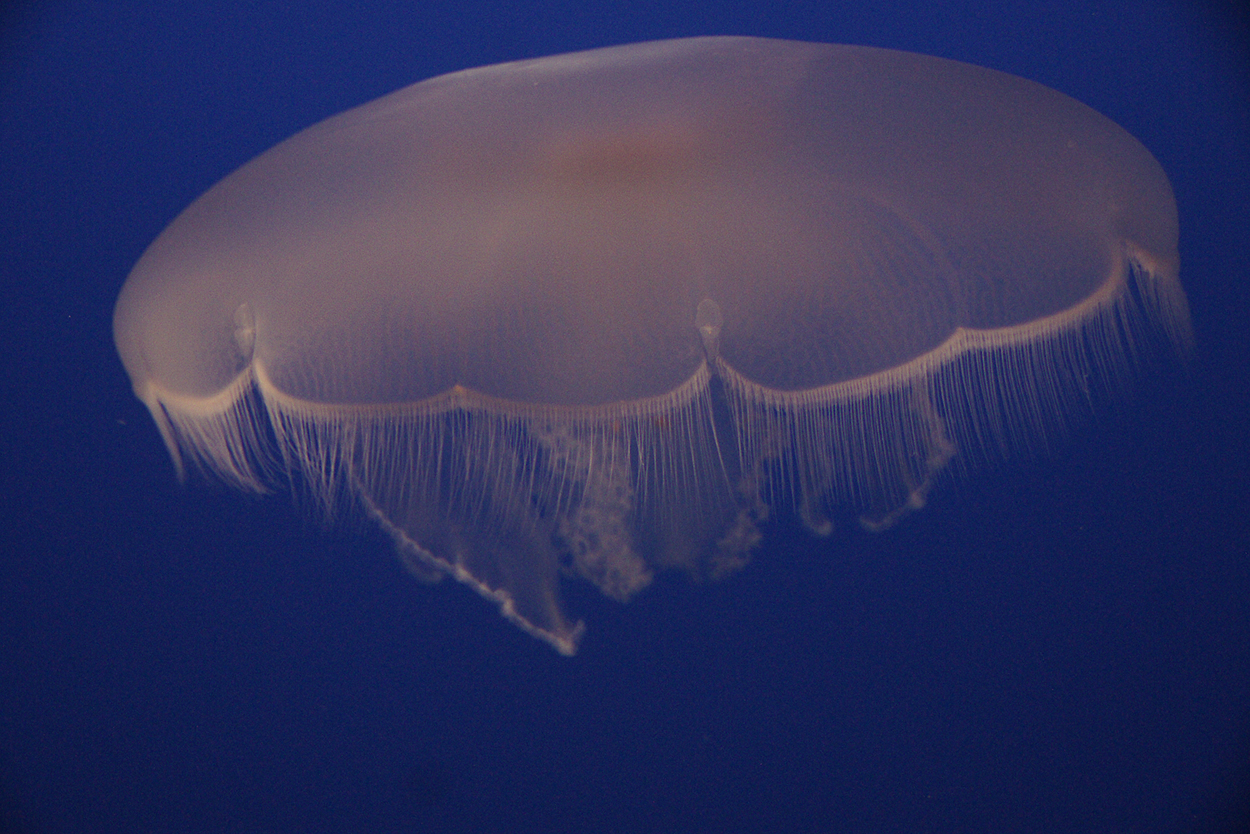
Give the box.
[114,37,1189,654]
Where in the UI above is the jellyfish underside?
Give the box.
[113,37,1189,654]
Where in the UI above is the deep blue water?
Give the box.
[1,2,1247,832]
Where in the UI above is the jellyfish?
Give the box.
[113,37,1190,654]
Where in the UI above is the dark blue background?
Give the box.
[2,2,1247,832]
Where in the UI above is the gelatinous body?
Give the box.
[114,37,1189,654]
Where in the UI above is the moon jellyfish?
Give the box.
[113,37,1190,654]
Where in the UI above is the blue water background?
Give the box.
[1,1,1247,832]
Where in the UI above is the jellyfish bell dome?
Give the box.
[114,37,1189,655]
